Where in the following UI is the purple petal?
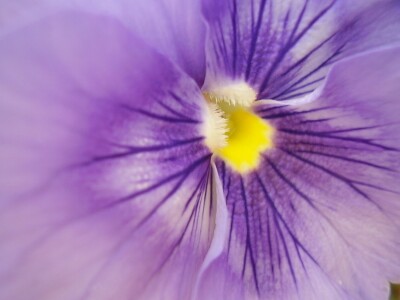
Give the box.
[0,1,48,30]
[201,0,400,99]
[198,46,400,299]
[0,12,215,299]
[0,0,206,84]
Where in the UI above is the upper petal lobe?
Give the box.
[202,0,400,99]
[0,0,207,84]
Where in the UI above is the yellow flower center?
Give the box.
[202,82,274,173]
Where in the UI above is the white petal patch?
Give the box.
[203,82,257,107]
[201,102,228,151]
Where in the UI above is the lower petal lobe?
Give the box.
[198,47,400,299]
[0,12,214,300]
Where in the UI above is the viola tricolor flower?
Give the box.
[1,0,400,299]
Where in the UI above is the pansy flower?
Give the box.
[1,0,400,299]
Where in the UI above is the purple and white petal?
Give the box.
[197,46,400,300]
[0,12,216,299]
[0,0,207,84]
[201,0,400,100]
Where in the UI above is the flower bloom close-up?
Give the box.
[1,0,400,299]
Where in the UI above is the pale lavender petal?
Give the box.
[198,46,400,299]
[0,1,48,30]
[201,0,400,99]
[0,12,215,299]
[0,0,206,84]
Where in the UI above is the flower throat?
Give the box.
[202,82,274,173]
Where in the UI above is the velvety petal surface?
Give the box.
[0,12,215,300]
[0,0,206,84]
[202,0,400,99]
[197,47,400,300]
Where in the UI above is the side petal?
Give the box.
[0,0,206,84]
[198,46,400,299]
[201,0,400,99]
[0,12,214,300]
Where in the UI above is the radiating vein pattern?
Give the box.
[214,96,400,297]
[0,28,216,298]
[203,0,398,101]
[56,87,215,299]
